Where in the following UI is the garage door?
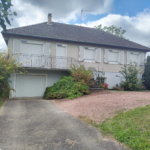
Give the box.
[15,74,46,97]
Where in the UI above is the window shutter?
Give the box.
[79,46,84,61]
[127,51,130,64]
[13,39,21,53]
[95,48,101,62]
[118,51,124,64]
[43,43,50,55]
[104,49,109,63]
[139,53,145,66]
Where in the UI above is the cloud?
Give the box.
[0,0,114,49]
[18,0,114,22]
[83,9,150,49]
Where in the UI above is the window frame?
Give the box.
[83,46,96,63]
[108,49,119,64]
[130,52,139,64]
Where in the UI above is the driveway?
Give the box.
[0,100,126,150]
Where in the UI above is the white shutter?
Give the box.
[127,51,130,64]
[79,46,84,61]
[118,51,124,64]
[104,49,109,63]
[13,39,21,53]
[43,43,50,55]
[95,48,101,62]
[43,43,51,68]
[139,53,145,66]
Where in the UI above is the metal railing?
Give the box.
[9,53,82,70]
[8,53,103,81]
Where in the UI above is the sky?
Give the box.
[1,0,150,55]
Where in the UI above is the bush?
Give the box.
[118,63,144,91]
[0,51,27,98]
[104,83,108,90]
[44,76,90,99]
[112,84,124,91]
[142,56,150,89]
[70,65,93,86]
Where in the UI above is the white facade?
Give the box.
[7,37,146,98]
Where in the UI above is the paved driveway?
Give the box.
[0,100,126,150]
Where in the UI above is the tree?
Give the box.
[0,0,17,32]
[118,63,144,91]
[0,51,27,98]
[142,56,150,89]
[95,24,126,38]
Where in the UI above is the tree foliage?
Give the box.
[142,56,150,89]
[95,24,126,38]
[44,76,90,99]
[118,63,145,91]
[0,0,17,32]
[0,51,27,98]
[70,65,93,86]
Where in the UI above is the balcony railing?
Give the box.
[10,53,82,70]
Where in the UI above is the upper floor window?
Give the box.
[79,46,101,63]
[127,51,145,65]
[104,49,124,64]
[13,39,50,55]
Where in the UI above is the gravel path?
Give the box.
[55,90,150,122]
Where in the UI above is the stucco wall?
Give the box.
[8,36,146,73]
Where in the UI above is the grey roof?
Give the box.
[2,22,150,51]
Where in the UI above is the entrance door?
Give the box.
[56,44,67,69]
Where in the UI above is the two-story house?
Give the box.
[2,13,150,98]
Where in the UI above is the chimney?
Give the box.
[48,13,52,24]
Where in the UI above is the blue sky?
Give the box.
[1,0,150,53]
[72,0,150,25]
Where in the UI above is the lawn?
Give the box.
[80,105,150,150]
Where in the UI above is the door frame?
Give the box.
[14,73,47,97]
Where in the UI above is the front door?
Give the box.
[56,44,67,69]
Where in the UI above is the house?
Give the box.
[2,13,150,98]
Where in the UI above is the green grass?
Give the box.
[79,105,150,150]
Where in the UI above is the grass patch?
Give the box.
[79,105,150,150]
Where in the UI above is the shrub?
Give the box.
[142,56,150,89]
[70,65,93,86]
[99,83,104,88]
[44,76,90,99]
[118,63,144,91]
[112,84,124,91]
[0,51,27,98]
[104,83,108,90]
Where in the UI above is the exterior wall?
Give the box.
[9,69,69,98]
[8,36,147,73]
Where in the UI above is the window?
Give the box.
[108,50,119,62]
[104,49,124,64]
[126,51,143,65]
[22,42,43,54]
[130,52,138,63]
[79,46,101,63]
[84,47,95,62]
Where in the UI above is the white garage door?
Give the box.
[15,74,46,97]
